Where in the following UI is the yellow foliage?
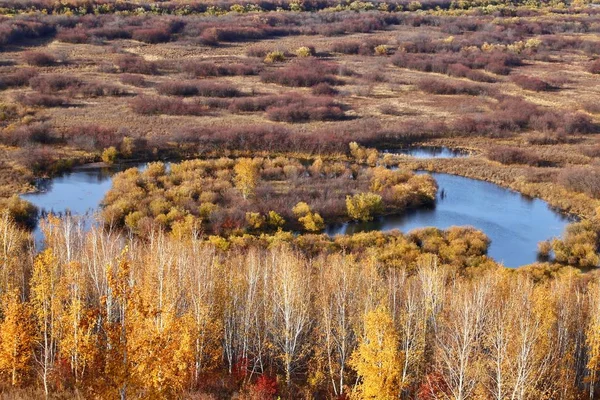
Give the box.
[350,306,401,399]
[234,158,260,199]
[0,289,35,387]
[346,192,383,222]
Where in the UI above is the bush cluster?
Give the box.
[261,60,339,87]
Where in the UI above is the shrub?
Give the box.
[417,78,486,96]
[557,167,600,198]
[195,81,241,97]
[6,123,55,146]
[261,60,339,87]
[312,83,338,96]
[115,55,158,75]
[157,81,199,97]
[120,74,146,87]
[247,46,268,58]
[132,28,170,44]
[102,147,119,164]
[346,192,383,221]
[182,61,260,77]
[265,96,345,122]
[22,51,56,66]
[331,40,361,54]
[511,75,553,91]
[589,60,600,74]
[0,68,38,89]
[296,46,314,57]
[65,125,120,151]
[16,93,66,108]
[130,96,208,116]
[551,221,599,268]
[30,74,81,94]
[487,146,548,167]
[89,27,132,41]
[56,28,89,44]
[374,44,390,56]
[264,51,286,63]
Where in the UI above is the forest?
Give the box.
[2,0,600,397]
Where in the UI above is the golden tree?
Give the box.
[234,158,260,199]
[350,305,401,400]
[0,289,35,387]
[30,248,62,397]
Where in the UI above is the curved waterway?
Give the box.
[21,161,572,267]
[325,172,572,267]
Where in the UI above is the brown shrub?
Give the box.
[65,125,120,151]
[56,27,89,43]
[182,61,260,77]
[16,93,67,107]
[120,74,146,87]
[589,59,600,74]
[22,51,56,66]
[30,74,81,94]
[0,68,37,89]
[157,81,199,97]
[266,96,345,122]
[487,146,549,167]
[417,78,487,96]
[511,75,554,91]
[132,28,171,44]
[130,95,208,116]
[3,123,56,146]
[261,60,339,87]
[312,83,338,96]
[331,40,361,54]
[115,55,158,75]
[557,167,600,198]
[195,81,241,97]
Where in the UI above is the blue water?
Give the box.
[21,163,148,243]
[21,162,571,267]
[326,172,572,267]
[384,146,469,158]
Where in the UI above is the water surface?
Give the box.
[21,164,571,267]
[326,173,572,267]
[384,146,469,158]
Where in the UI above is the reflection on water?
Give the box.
[21,163,149,244]
[384,146,469,159]
[326,173,572,268]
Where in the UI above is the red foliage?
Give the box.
[251,375,278,399]
[417,372,449,400]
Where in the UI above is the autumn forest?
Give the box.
[3,0,600,397]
